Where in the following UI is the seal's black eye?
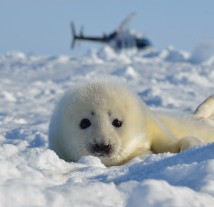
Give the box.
[112,119,123,128]
[80,119,91,129]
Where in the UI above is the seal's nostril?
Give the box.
[91,143,112,156]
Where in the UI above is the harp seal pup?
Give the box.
[48,77,214,166]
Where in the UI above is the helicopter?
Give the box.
[70,13,151,51]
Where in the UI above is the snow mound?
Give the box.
[190,43,214,64]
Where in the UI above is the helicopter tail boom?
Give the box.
[70,22,109,49]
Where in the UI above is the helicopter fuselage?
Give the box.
[73,29,151,51]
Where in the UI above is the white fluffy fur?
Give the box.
[48,78,214,166]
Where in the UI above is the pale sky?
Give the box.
[0,0,214,56]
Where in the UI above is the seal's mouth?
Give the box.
[88,143,113,157]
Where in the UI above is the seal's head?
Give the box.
[49,78,151,166]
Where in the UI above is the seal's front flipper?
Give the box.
[176,136,204,151]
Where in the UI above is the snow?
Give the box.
[1,46,214,207]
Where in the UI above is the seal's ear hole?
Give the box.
[80,118,91,129]
[112,119,123,128]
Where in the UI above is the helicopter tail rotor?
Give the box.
[70,22,76,48]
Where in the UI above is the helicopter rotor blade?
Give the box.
[117,12,136,34]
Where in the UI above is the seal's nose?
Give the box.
[91,143,112,156]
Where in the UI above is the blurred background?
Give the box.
[0,0,214,56]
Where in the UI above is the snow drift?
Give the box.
[1,47,214,207]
